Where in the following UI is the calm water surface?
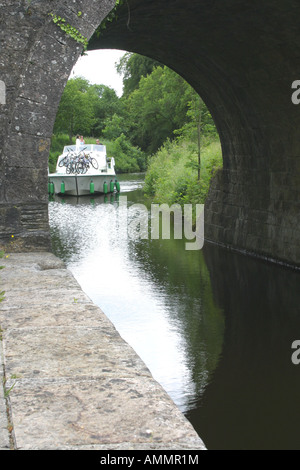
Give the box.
[49,173,300,450]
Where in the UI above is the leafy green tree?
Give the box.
[126,66,196,154]
[88,84,122,137]
[102,113,129,141]
[54,79,124,141]
[175,95,218,180]
[54,78,95,142]
[116,52,161,97]
[106,134,146,173]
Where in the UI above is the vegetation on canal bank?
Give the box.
[144,138,222,207]
[50,52,223,204]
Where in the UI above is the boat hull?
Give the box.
[48,174,117,196]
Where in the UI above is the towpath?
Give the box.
[0,252,205,450]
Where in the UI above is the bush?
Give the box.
[106,134,146,173]
[144,137,223,207]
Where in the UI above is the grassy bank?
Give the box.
[144,137,223,207]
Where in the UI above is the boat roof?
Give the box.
[63,144,106,154]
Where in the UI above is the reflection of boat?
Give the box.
[49,193,120,206]
[48,144,120,196]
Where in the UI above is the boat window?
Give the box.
[63,145,76,153]
[93,145,106,152]
[81,145,92,152]
[63,145,106,154]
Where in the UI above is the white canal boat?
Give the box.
[48,144,120,196]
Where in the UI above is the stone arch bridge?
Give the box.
[0,0,299,267]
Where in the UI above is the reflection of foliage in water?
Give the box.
[128,234,225,404]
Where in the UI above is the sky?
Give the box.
[69,49,127,97]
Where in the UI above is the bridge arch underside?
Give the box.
[0,0,299,267]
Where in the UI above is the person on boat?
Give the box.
[76,135,80,151]
[80,136,85,145]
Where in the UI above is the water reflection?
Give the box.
[187,245,300,450]
[49,178,224,414]
[49,173,300,449]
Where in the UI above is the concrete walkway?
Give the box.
[0,252,205,450]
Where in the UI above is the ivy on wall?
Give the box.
[49,1,128,48]
[49,12,88,49]
[96,0,127,37]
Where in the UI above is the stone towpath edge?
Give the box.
[0,252,206,451]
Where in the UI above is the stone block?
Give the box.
[0,80,5,105]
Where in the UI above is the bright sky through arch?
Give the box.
[70,49,126,97]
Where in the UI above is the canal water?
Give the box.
[49,173,300,450]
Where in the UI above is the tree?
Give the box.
[176,95,218,180]
[106,134,146,173]
[102,113,128,141]
[53,79,124,141]
[116,52,161,97]
[54,78,95,142]
[88,84,122,137]
[126,66,195,154]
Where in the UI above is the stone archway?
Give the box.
[1,0,300,267]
